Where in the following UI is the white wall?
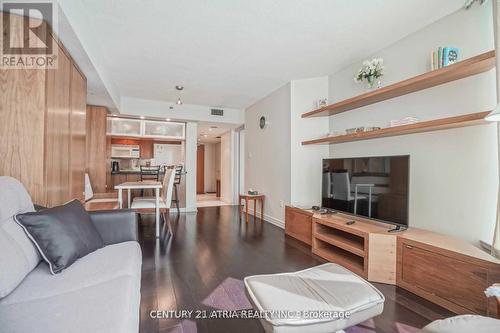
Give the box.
[290,77,330,207]
[328,5,498,244]
[245,83,291,226]
[203,143,217,193]
[238,129,245,195]
[220,130,236,204]
[185,122,198,212]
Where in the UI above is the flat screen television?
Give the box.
[322,155,409,228]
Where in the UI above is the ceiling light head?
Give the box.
[176,97,183,105]
[175,85,184,91]
[166,118,171,121]
[140,116,145,119]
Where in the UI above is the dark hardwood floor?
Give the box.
[138,206,453,333]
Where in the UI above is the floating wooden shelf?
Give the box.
[302,111,491,145]
[302,50,495,118]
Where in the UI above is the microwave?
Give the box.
[111,145,140,158]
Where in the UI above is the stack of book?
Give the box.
[430,47,460,70]
[390,117,419,127]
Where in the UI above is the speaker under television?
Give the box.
[322,155,409,230]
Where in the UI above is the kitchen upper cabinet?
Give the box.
[143,120,185,139]
[108,117,142,137]
[107,117,185,140]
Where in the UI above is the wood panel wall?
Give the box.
[45,43,71,207]
[0,14,47,204]
[69,67,87,201]
[0,13,87,206]
[86,106,108,193]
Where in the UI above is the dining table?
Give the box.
[115,180,163,238]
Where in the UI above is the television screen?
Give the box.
[322,155,409,226]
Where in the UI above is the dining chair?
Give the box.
[140,165,161,196]
[131,169,176,236]
[171,165,183,215]
[83,173,119,211]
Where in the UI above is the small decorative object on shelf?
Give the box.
[314,98,328,109]
[345,126,365,134]
[390,117,420,127]
[431,46,459,70]
[365,126,381,132]
[327,131,343,137]
[248,189,259,195]
[355,58,384,89]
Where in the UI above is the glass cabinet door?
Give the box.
[143,120,185,139]
[108,118,142,136]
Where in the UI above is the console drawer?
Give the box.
[398,240,488,314]
[285,206,312,245]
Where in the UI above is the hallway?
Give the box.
[196,193,232,208]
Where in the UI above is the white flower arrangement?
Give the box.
[355,58,384,88]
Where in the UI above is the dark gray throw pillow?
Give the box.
[14,199,104,274]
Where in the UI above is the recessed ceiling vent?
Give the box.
[211,108,224,116]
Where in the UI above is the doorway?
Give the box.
[195,122,240,207]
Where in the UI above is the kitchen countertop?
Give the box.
[111,170,165,175]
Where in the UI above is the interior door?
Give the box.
[197,145,205,194]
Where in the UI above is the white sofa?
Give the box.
[0,176,142,333]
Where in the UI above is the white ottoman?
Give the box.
[244,263,385,333]
[420,315,500,333]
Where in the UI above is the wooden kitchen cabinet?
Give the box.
[140,140,154,159]
[0,13,87,206]
[126,173,142,198]
[112,173,128,188]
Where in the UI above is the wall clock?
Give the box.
[259,116,266,129]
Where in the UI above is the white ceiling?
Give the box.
[76,0,464,109]
[197,122,238,144]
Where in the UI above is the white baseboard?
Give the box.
[245,208,284,229]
